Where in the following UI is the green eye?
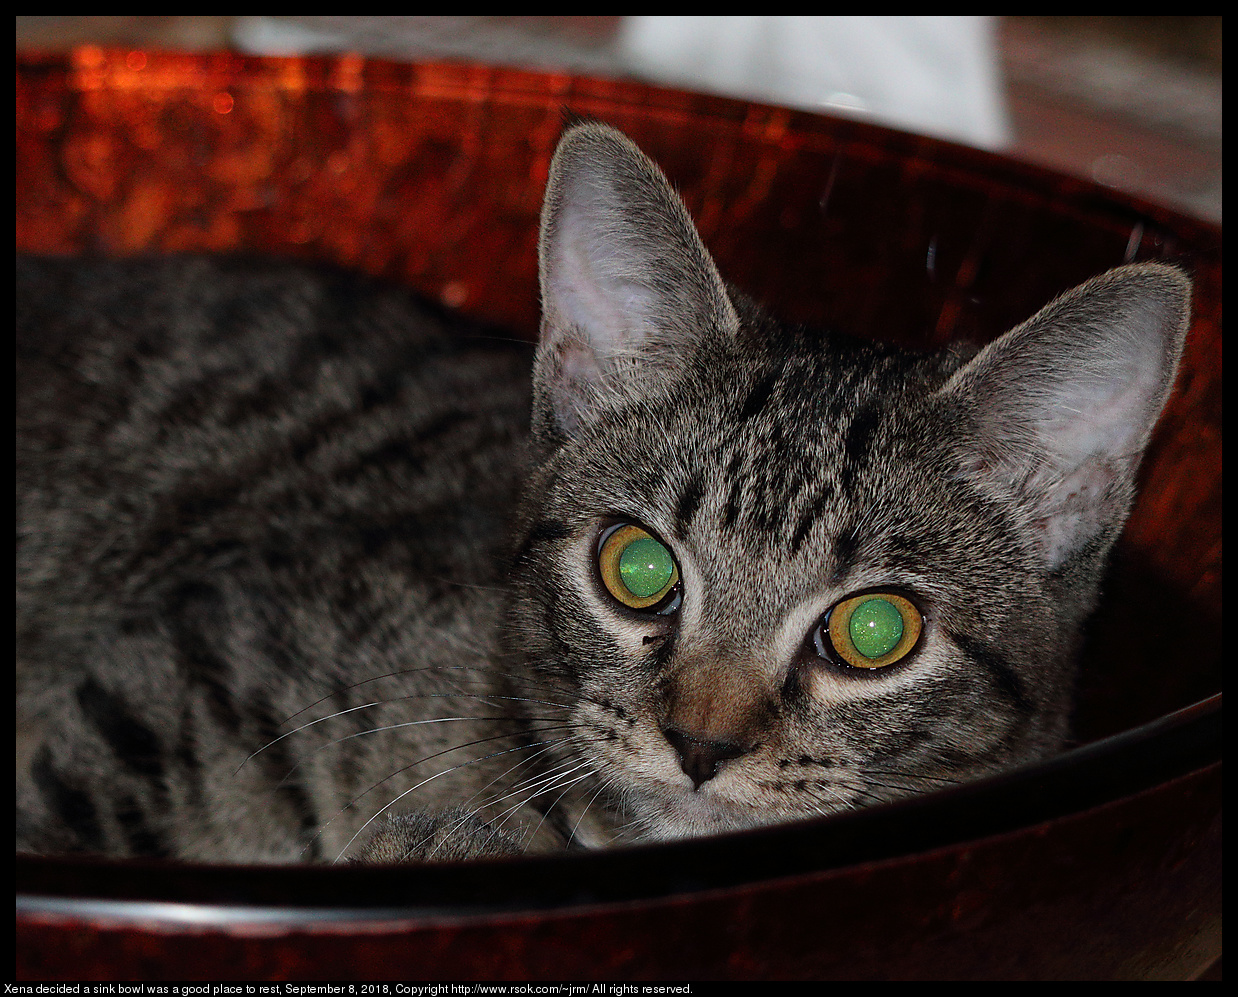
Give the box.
[821,593,922,669]
[598,524,680,610]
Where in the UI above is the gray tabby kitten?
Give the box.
[16,123,1190,864]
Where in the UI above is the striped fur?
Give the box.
[16,125,1189,861]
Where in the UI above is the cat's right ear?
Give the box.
[533,123,739,441]
[941,262,1190,574]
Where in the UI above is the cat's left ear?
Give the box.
[534,123,739,440]
[941,263,1190,572]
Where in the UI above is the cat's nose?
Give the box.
[661,726,749,790]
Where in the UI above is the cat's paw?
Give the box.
[349,808,523,864]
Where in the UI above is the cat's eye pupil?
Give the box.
[618,536,675,598]
[849,598,904,659]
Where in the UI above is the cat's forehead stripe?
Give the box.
[673,469,706,534]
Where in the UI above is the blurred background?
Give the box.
[15,16,1221,223]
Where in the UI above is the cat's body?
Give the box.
[16,124,1190,864]
[17,254,548,860]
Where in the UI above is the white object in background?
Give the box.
[618,16,1011,151]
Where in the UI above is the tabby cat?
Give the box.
[15,123,1190,864]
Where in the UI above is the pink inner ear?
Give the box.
[547,206,637,358]
[545,336,605,436]
[1026,459,1124,571]
[1035,354,1166,467]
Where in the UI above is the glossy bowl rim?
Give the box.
[16,691,1220,923]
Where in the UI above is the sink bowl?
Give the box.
[16,49,1221,980]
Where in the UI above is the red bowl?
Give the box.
[16,50,1221,980]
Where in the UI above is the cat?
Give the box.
[15,122,1191,864]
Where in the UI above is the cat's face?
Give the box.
[501,123,1188,844]
[507,316,1072,841]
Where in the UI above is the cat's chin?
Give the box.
[625,785,765,842]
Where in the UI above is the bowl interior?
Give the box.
[15,50,1223,984]
[16,48,1221,813]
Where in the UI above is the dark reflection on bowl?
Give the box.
[16,50,1221,980]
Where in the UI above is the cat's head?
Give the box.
[503,123,1191,842]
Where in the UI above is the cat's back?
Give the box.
[18,253,532,578]
[16,255,533,858]
[18,254,533,622]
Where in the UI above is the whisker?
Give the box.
[326,735,567,863]
[433,736,582,820]
[274,662,571,728]
[493,756,596,820]
[272,713,555,790]
[313,722,586,862]
[563,779,614,848]
[403,740,594,859]
[489,768,591,835]
[489,764,600,844]
[242,681,574,773]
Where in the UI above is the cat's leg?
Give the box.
[349,808,524,864]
